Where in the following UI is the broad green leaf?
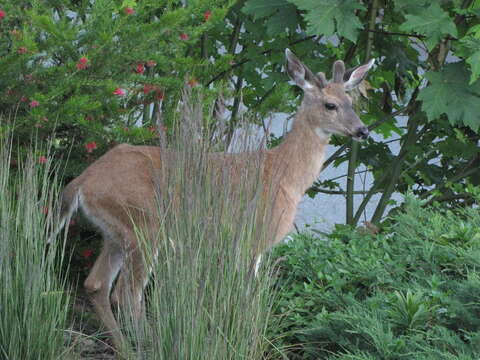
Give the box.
[466,50,480,84]
[243,0,299,36]
[265,4,300,36]
[460,37,480,83]
[287,0,365,42]
[399,3,457,50]
[242,0,289,20]
[418,63,480,132]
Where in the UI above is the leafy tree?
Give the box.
[239,0,480,224]
[1,0,479,224]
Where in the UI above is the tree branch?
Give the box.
[206,35,316,87]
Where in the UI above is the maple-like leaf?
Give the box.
[243,0,299,36]
[242,0,289,20]
[418,63,480,132]
[287,0,365,42]
[460,37,480,84]
[265,4,299,36]
[399,3,457,50]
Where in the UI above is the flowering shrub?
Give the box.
[0,0,231,178]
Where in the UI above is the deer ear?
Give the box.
[285,49,316,91]
[344,59,375,91]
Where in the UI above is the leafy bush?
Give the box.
[0,0,232,177]
[268,197,480,359]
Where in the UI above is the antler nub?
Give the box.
[332,60,345,83]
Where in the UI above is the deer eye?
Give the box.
[325,103,337,111]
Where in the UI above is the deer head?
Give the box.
[285,48,374,141]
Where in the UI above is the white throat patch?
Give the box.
[314,127,331,141]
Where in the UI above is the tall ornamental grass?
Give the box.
[0,129,71,359]
[118,92,278,359]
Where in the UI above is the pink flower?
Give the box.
[124,7,135,15]
[76,57,88,70]
[0,9,6,20]
[135,63,145,74]
[203,10,212,21]
[29,100,39,108]
[42,206,49,215]
[20,96,28,102]
[113,88,125,96]
[179,33,189,41]
[18,47,27,54]
[85,141,97,153]
[38,156,47,164]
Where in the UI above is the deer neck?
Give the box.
[269,110,330,200]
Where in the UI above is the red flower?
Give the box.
[38,156,47,164]
[20,96,28,102]
[203,10,212,21]
[135,63,145,74]
[76,62,87,70]
[155,90,164,100]
[29,100,39,108]
[18,47,27,54]
[146,60,156,67]
[43,206,49,215]
[143,84,155,94]
[0,9,5,20]
[187,78,198,87]
[113,87,126,96]
[79,57,88,64]
[179,33,189,41]
[81,249,94,259]
[124,7,135,15]
[85,141,97,153]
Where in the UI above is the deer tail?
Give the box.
[47,181,81,244]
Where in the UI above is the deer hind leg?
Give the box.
[84,241,125,349]
[111,245,149,330]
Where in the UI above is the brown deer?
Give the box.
[52,49,374,349]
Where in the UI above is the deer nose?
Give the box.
[355,126,369,140]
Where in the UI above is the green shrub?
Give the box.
[268,197,480,359]
[0,0,233,177]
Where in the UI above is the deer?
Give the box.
[51,49,374,350]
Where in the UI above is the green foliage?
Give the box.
[1,0,480,224]
[268,197,480,359]
[418,63,480,131]
[399,3,457,50]
[286,0,365,41]
[0,0,234,177]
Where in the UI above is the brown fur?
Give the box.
[55,49,374,350]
